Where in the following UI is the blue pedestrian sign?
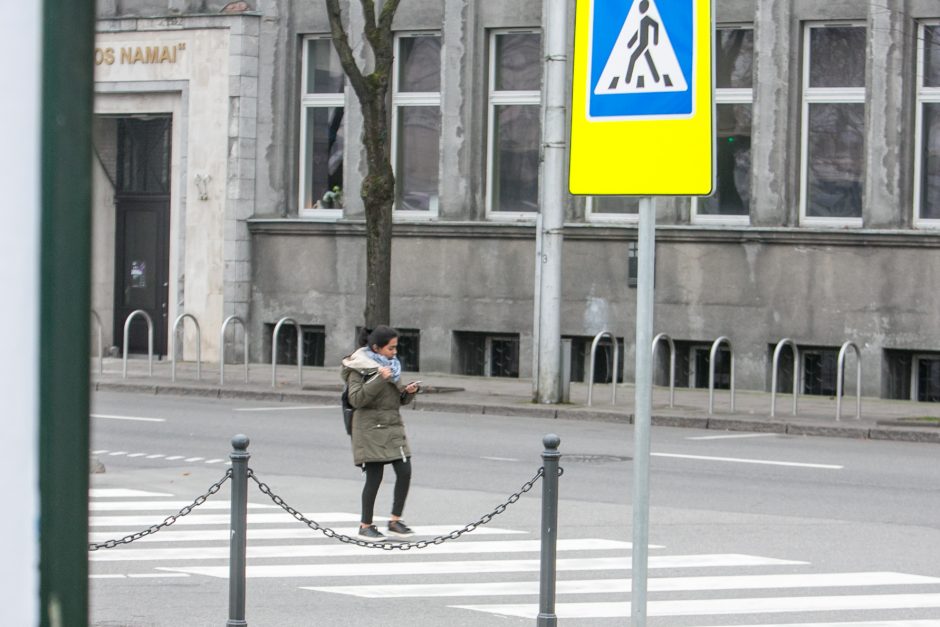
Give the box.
[588,0,695,120]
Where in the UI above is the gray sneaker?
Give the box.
[387,520,414,538]
[357,525,385,541]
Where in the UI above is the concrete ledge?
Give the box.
[869,427,940,444]
[96,382,159,394]
[218,389,288,402]
[652,414,708,429]
[786,423,870,439]
[482,404,559,419]
[412,400,486,415]
[706,418,787,433]
[556,408,631,423]
[154,385,221,398]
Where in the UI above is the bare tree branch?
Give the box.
[325,0,369,100]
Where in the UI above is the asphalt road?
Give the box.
[89,390,940,627]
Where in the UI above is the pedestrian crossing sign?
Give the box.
[569,0,714,195]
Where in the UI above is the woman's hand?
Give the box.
[378,366,392,380]
[404,381,419,394]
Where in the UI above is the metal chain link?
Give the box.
[88,469,233,551]
[248,466,562,550]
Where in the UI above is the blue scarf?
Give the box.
[365,349,401,382]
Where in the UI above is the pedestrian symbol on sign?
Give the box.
[586,0,695,120]
[595,0,687,94]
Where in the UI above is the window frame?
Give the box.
[486,28,542,221]
[584,195,640,223]
[298,35,345,220]
[691,25,754,226]
[914,20,940,228]
[798,21,867,228]
[391,31,442,220]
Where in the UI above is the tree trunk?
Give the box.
[360,87,394,328]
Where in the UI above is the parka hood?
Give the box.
[341,346,380,372]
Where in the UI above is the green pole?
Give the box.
[39,0,96,625]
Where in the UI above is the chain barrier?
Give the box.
[248,466,563,551]
[88,469,233,551]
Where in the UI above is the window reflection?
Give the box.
[806,103,865,218]
[493,104,540,213]
[396,106,441,211]
[922,103,940,220]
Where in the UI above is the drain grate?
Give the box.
[563,454,631,464]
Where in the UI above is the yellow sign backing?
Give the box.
[569,0,713,196]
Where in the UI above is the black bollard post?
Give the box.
[227,434,250,627]
[537,433,561,627]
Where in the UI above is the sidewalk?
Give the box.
[92,357,940,444]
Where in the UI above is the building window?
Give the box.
[395,328,421,373]
[454,331,520,378]
[568,335,625,383]
[694,27,753,223]
[300,37,345,218]
[915,22,940,225]
[586,196,640,223]
[487,30,541,217]
[884,350,940,402]
[800,23,866,226]
[268,323,326,367]
[392,33,441,216]
[802,349,839,396]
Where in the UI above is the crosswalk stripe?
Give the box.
[454,593,940,619]
[88,489,174,498]
[88,525,526,543]
[157,553,805,579]
[89,501,276,512]
[90,538,633,562]
[699,621,940,627]
[89,512,362,526]
[304,572,940,599]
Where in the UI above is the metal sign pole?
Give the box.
[631,197,656,626]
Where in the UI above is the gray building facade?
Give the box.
[92,0,940,402]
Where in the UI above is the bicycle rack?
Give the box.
[271,317,303,388]
[651,333,676,408]
[220,315,250,385]
[90,309,103,375]
[587,331,619,406]
[836,341,862,421]
[707,336,735,414]
[171,313,202,382]
[770,338,800,417]
[122,310,154,379]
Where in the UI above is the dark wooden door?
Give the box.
[112,117,172,356]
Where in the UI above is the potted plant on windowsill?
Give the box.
[321,185,343,209]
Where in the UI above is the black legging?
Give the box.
[361,458,411,525]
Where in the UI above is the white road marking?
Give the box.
[89,573,189,579]
[89,489,173,498]
[92,450,109,455]
[686,433,780,440]
[90,538,636,562]
[233,405,330,412]
[89,525,525,543]
[126,453,147,458]
[159,554,805,579]
[455,594,940,619]
[309,572,940,599]
[702,621,940,627]
[652,452,843,469]
[204,458,225,464]
[107,451,127,456]
[481,456,521,462]
[183,457,204,462]
[89,501,276,512]
[90,512,363,527]
[91,413,165,422]
[145,454,165,459]
[164,456,184,461]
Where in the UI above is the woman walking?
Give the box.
[341,326,420,540]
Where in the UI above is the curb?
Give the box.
[93,380,939,445]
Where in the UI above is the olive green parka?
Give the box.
[340,347,414,466]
